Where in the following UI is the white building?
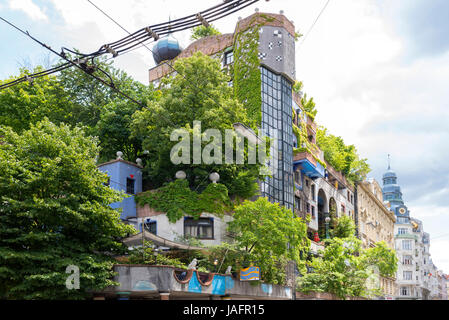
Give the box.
[383,165,443,300]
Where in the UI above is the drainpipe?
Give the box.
[354,181,360,239]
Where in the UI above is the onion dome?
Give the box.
[383,184,401,193]
[152,35,183,64]
[383,169,397,179]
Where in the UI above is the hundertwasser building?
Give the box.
[95,10,446,300]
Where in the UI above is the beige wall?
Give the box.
[357,179,395,250]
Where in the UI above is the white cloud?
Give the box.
[9,0,48,21]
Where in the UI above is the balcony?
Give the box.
[395,233,418,240]
[293,151,325,179]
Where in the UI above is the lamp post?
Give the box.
[325,216,331,239]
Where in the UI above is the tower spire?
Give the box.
[388,154,391,170]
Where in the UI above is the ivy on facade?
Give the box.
[135,179,231,223]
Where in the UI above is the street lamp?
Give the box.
[325,216,331,239]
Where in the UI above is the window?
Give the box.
[398,228,408,235]
[403,255,412,265]
[184,217,214,239]
[402,240,412,250]
[295,196,301,212]
[401,287,409,296]
[126,178,135,194]
[341,204,345,214]
[311,206,315,218]
[403,271,413,280]
[295,170,301,184]
[306,203,310,214]
[143,219,157,235]
[311,184,316,201]
[397,217,409,224]
[224,50,233,65]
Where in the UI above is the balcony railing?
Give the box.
[293,151,325,179]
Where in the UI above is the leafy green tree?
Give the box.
[300,93,318,120]
[131,52,262,196]
[297,237,371,299]
[228,197,310,284]
[331,215,356,238]
[361,241,398,278]
[0,55,154,162]
[0,119,135,299]
[0,67,76,133]
[316,127,370,183]
[297,236,398,299]
[191,25,221,40]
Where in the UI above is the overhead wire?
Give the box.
[0,0,259,95]
[297,0,331,53]
[85,0,244,188]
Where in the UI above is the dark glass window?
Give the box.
[184,217,214,239]
[224,51,233,65]
[295,196,301,211]
[143,220,157,235]
[126,178,135,194]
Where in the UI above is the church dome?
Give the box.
[383,169,397,179]
[152,35,183,65]
[383,184,401,193]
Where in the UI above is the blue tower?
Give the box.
[97,152,142,229]
[382,156,409,220]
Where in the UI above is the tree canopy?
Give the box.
[0,119,135,299]
[131,52,263,197]
[190,25,221,40]
[297,228,397,299]
[0,55,154,163]
[228,197,310,284]
[317,127,371,183]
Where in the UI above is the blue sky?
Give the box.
[1,0,449,273]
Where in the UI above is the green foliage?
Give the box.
[297,236,398,299]
[0,55,153,162]
[361,241,398,278]
[316,127,371,184]
[293,80,303,94]
[135,179,231,223]
[0,119,135,299]
[0,67,76,133]
[131,52,262,197]
[331,215,356,238]
[294,31,304,42]
[228,197,310,284]
[127,241,210,272]
[233,25,262,127]
[191,25,221,40]
[300,93,318,121]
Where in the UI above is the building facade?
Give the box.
[356,178,396,299]
[382,165,444,300]
[147,11,357,248]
